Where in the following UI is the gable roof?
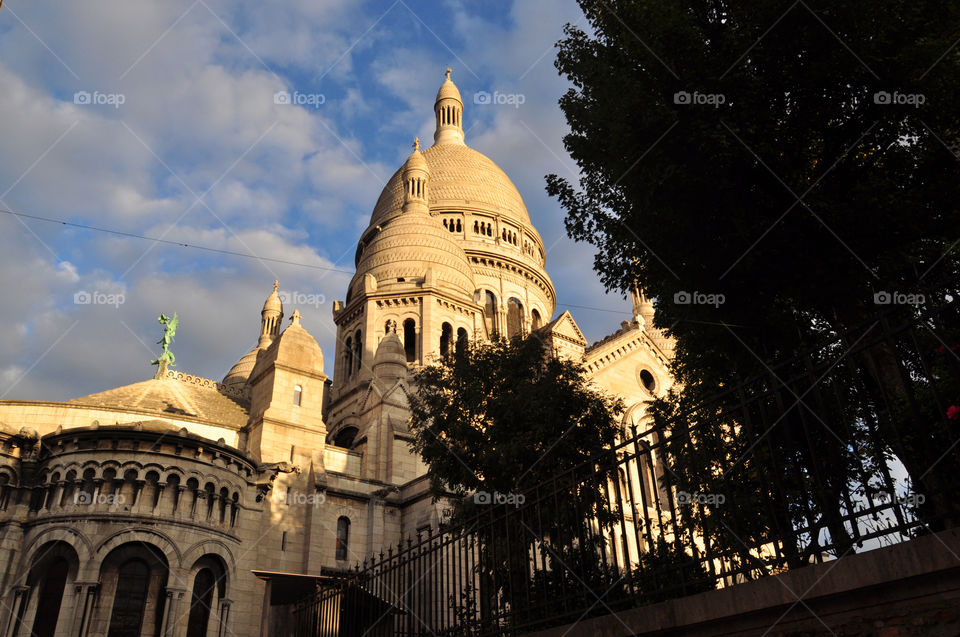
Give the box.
[539,310,588,346]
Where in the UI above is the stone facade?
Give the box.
[0,70,674,637]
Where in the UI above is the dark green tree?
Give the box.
[547,0,960,557]
[409,334,623,520]
[409,334,625,628]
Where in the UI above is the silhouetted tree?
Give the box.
[548,0,960,552]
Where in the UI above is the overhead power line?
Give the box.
[0,206,357,274]
[1,205,634,315]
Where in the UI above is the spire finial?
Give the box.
[445,67,451,80]
[273,280,279,292]
[413,137,420,152]
[291,309,302,326]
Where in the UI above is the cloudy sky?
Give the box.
[0,0,634,401]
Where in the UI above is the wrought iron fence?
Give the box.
[293,294,960,636]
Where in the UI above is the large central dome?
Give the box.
[369,143,532,227]
[342,69,556,331]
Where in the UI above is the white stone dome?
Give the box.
[370,143,533,229]
[348,211,476,300]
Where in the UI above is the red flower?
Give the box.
[947,406,960,421]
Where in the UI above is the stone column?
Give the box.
[367,496,386,559]
[159,588,185,637]
[154,482,166,514]
[215,599,232,637]
[69,582,99,637]
[4,586,29,637]
[422,291,434,361]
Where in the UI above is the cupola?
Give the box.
[433,68,464,146]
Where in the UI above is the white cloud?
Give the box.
[0,0,630,405]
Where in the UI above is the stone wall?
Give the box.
[526,527,960,637]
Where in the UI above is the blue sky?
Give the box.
[0,0,635,401]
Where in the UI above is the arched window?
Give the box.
[483,292,497,338]
[440,322,453,358]
[354,330,362,374]
[531,309,542,330]
[336,517,350,561]
[403,319,416,363]
[344,336,353,378]
[107,559,151,637]
[204,483,216,519]
[293,384,302,406]
[507,298,523,338]
[218,487,229,524]
[31,557,69,637]
[185,557,226,637]
[456,328,468,358]
[186,568,215,637]
[61,469,76,507]
[333,426,358,448]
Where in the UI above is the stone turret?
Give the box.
[402,138,429,214]
[223,282,285,389]
[244,310,327,462]
[433,68,464,146]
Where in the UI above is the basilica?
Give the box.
[0,70,673,637]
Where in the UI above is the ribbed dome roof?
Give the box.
[349,211,475,300]
[369,143,532,227]
[263,285,282,313]
[69,373,250,427]
[223,346,260,388]
[436,74,463,103]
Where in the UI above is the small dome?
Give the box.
[436,68,462,104]
[403,143,428,173]
[373,332,407,380]
[348,212,476,300]
[224,282,285,387]
[263,280,282,313]
[223,346,260,388]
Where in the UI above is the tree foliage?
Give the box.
[548,0,960,550]
[410,335,626,629]
[409,334,623,523]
